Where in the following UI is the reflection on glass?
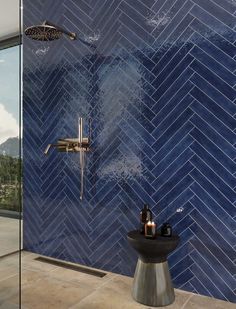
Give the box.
[0,41,21,308]
[0,46,20,214]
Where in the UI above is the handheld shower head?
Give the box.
[24,20,76,41]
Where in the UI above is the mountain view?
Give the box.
[0,137,19,157]
[0,46,20,212]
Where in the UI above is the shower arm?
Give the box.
[42,20,76,40]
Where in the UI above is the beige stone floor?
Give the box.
[0,251,235,309]
[0,217,20,257]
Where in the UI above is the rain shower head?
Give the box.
[24,20,76,41]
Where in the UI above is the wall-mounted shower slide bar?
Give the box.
[44,117,91,201]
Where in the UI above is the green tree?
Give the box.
[0,155,21,211]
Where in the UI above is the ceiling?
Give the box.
[0,0,20,39]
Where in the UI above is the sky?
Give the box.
[0,45,19,144]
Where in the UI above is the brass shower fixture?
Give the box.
[44,118,91,200]
[25,20,76,41]
[44,138,90,155]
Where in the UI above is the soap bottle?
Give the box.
[161,222,172,237]
[140,204,152,234]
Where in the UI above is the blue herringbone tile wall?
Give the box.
[23,0,236,302]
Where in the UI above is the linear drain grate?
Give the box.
[35,256,107,278]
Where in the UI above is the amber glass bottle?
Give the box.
[140,204,152,234]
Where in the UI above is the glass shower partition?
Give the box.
[0,3,21,308]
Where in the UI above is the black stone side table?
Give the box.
[127,230,180,307]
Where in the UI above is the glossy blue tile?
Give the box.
[23,0,236,303]
[190,60,236,101]
[189,238,236,294]
[190,128,236,173]
[152,109,194,152]
[190,141,236,188]
[171,206,195,234]
[190,100,236,144]
[152,42,194,89]
[154,161,194,200]
[171,255,194,279]
[153,54,194,99]
[190,262,226,300]
[169,238,193,267]
[191,209,236,262]
[173,268,193,286]
[152,27,194,74]
[192,0,236,32]
[190,46,236,86]
[190,31,236,72]
[119,12,155,46]
[152,93,194,137]
[153,0,194,43]
[152,134,193,177]
[190,114,236,159]
[151,0,168,14]
[120,119,156,157]
[211,0,236,14]
[190,18,236,58]
[152,122,194,161]
[152,66,194,111]
[190,169,236,217]
[190,84,236,127]
[190,182,236,231]
[190,196,236,247]
[152,148,194,190]
[155,174,194,204]
[156,188,194,224]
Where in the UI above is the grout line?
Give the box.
[0,272,19,283]
[191,39,236,80]
[151,0,189,36]
[68,274,119,309]
[189,190,236,242]
[152,2,195,54]
[157,168,194,204]
[189,229,235,292]
[192,2,236,41]
[189,77,236,123]
[182,293,194,309]
[189,150,236,199]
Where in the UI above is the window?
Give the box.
[0,39,20,213]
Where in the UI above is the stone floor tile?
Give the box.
[0,275,20,305]
[0,217,21,257]
[70,275,191,309]
[1,252,236,309]
[19,276,95,309]
[183,294,236,309]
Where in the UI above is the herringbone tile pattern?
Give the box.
[23,0,236,302]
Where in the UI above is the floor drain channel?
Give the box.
[35,256,107,278]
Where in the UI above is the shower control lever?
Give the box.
[44,138,89,155]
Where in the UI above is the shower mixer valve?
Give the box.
[44,118,91,201]
[44,137,90,155]
[44,118,91,155]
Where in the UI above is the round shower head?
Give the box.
[24,21,76,41]
[25,24,62,41]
